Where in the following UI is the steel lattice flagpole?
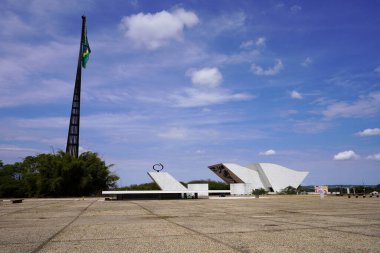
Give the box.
[66,16,86,158]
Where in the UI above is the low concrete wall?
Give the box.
[188,184,209,198]
[231,183,254,195]
[230,183,245,195]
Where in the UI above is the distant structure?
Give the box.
[66,16,91,157]
[152,163,164,172]
[208,163,308,192]
[147,172,188,191]
[103,163,307,199]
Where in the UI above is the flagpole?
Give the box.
[66,16,86,158]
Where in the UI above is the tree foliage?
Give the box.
[0,151,119,198]
[118,182,160,191]
[252,188,267,195]
[281,186,297,195]
[0,161,26,197]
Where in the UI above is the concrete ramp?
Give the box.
[147,172,187,191]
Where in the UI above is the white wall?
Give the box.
[188,184,209,198]
[255,163,309,192]
[230,183,245,195]
[223,163,265,189]
[147,172,187,191]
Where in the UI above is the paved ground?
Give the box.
[0,195,379,253]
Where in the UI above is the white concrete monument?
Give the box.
[209,163,308,192]
[147,172,187,191]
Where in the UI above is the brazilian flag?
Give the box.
[82,28,91,68]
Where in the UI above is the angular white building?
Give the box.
[208,163,308,192]
[147,172,187,191]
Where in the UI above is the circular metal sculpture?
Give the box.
[153,163,164,172]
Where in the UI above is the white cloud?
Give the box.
[27,0,89,16]
[129,0,139,8]
[240,37,265,49]
[251,59,283,76]
[2,1,92,37]
[119,8,199,50]
[333,150,359,161]
[291,90,303,99]
[0,11,34,37]
[214,50,260,65]
[14,116,68,129]
[293,120,331,134]
[275,3,285,9]
[0,144,39,153]
[187,67,223,88]
[322,92,380,118]
[240,40,254,49]
[240,37,266,49]
[171,88,251,108]
[81,113,148,130]
[0,39,77,108]
[356,128,380,137]
[9,113,147,132]
[0,78,72,108]
[256,37,266,47]
[0,144,42,163]
[301,57,312,67]
[284,109,298,116]
[171,67,251,107]
[374,66,380,75]
[290,5,302,13]
[207,12,246,35]
[367,153,380,161]
[259,149,276,156]
[157,127,218,140]
[79,146,88,155]
[157,127,188,140]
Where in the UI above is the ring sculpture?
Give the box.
[153,163,164,172]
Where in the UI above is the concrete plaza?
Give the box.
[0,195,379,252]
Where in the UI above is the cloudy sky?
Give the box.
[1,0,379,186]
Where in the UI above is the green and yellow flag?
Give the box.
[81,28,91,68]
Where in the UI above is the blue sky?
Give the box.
[1,0,380,186]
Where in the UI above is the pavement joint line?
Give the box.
[259,217,380,238]
[49,233,206,243]
[0,227,324,245]
[131,201,246,253]
[1,198,379,252]
[0,214,80,220]
[1,223,376,247]
[318,226,380,239]
[30,199,98,253]
[277,212,380,217]
[0,202,59,217]
[218,210,380,239]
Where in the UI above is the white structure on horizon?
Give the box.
[147,171,210,198]
[147,172,187,191]
[208,163,308,192]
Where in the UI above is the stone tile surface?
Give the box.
[0,196,379,252]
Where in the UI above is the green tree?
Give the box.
[252,188,267,195]
[77,151,119,195]
[0,161,26,197]
[0,151,119,198]
[118,182,160,191]
[282,186,297,194]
